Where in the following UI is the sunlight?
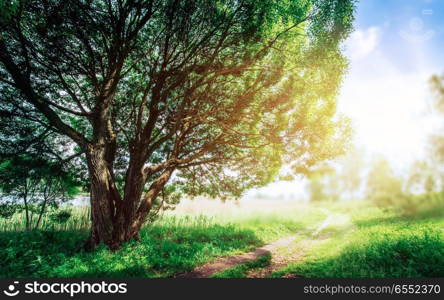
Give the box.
[339,72,433,168]
[249,2,444,198]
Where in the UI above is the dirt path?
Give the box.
[175,235,298,278]
[249,211,354,278]
[246,237,317,278]
[176,211,352,278]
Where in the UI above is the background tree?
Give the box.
[405,160,443,194]
[305,146,365,202]
[307,173,327,202]
[366,157,404,208]
[333,146,366,200]
[0,155,79,230]
[426,73,444,189]
[0,0,355,249]
[306,163,334,202]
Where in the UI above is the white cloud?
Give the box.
[345,27,381,60]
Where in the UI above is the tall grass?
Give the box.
[0,206,91,232]
[3,199,441,278]
[0,214,264,277]
[0,201,330,278]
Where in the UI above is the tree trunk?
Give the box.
[84,146,119,250]
[23,183,31,231]
[83,146,170,251]
[35,197,48,230]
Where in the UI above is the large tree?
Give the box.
[0,0,355,249]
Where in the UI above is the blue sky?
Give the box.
[245,0,444,199]
[352,0,444,74]
[338,0,444,168]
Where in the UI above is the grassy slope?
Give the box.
[0,207,325,278]
[270,203,444,278]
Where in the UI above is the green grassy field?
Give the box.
[0,204,324,277]
[270,204,444,278]
[0,200,443,278]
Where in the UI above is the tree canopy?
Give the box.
[0,0,355,249]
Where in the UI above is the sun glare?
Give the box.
[339,73,434,169]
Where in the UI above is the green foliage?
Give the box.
[430,73,444,115]
[0,155,80,199]
[406,159,444,194]
[0,0,355,205]
[0,1,356,246]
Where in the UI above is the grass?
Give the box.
[270,203,444,278]
[0,206,325,278]
[0,206,91,231]
[1,199,443,278]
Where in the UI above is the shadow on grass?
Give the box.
[0,222,264,278]
[211,253,272,278]
[353,215,409,228]
[0,230,88,278]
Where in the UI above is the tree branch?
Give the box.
[0,39,90,147]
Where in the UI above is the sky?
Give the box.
[245,0,444,199]
[339,0,444,168]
